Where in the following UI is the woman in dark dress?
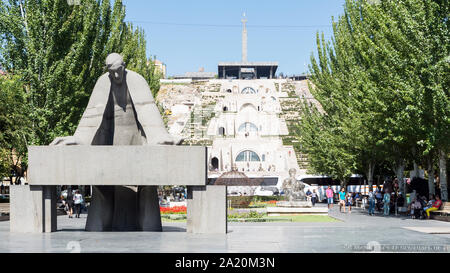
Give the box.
[67,189,74,218]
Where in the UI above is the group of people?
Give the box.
[324,184,443,219]
[305,189,318,206]
[61,189,84,218]
[337,188,362,213]
[410,194,443,219]
[363,187,407,216]
[158,191,186,205]
[324,185,410,216]
[367,188,393,216]
[325,186,362,213]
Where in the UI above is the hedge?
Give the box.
[228,195,286,208]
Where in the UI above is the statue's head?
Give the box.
[106,53,125,84]
[288,168,296,177]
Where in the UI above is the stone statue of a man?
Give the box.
[51,53,181,231]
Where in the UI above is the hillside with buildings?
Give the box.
[153,13,322,191]
[156,78,317,191]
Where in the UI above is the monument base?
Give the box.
[187,186,227,234]
[10,185,57,233]
[267,207,328,216]
[267,200,327,216]
[85,185,162,232]
[276,201,313,207]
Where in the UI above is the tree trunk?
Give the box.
[340,177,347,191]
[427,156,435,196]
[366,161,375,194]
[412,161,419,178]
[411,146,419,178]
[394,159,406,196]
[439,149,448,201]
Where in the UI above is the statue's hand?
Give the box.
[49,136,81,146]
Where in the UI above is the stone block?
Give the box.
[10,185,57,233]
[187,185,227,234]
[28,145,207,186]
[266,206,328,216]
[276,201,313,207]
[43,186,57,233]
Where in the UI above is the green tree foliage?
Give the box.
[0,74,31,180]
[120,24,161,98]
[299,102,357,185]
[298,0,449,194]
[0,0,160,145]
[0,0,161,179]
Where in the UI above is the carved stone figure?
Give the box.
[51,53,182,231]
[282,168,306,202]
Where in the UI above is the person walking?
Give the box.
[306,189,312,201]
[346,192,353,213]
[73,190,83,218]
[368,189,375,215]
[383,191,391,216]
[339,188,346,213]
[354,192,361,208]
[311,189,318,207]
[326,186,334,209]
[375,187,383,211]
[410,198,422,219]
[66,189,74,218]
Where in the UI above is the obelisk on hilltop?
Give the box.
[241,13,248,63]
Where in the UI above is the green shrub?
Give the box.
[247,210,263,219]
[227,210,265,219]
[228,195,287,208]
[228,196,253,208]
[252,195,286,202]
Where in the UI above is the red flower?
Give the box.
[160,206,187,214]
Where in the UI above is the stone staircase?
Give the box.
[181,99,216,142]
[278,82,312,171]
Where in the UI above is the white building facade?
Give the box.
[206,79,303,190]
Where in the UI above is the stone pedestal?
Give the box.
[28,146,207,186]
[10,185,57,233]
[267,207,328,216]
[43,186,57,232]
[187,186,227,234]
[17,146,229,234]
[276,200,312,207]
[266,199,327,216]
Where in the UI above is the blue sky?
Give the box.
[122,0,346,77]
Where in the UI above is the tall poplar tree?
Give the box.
[298,0,449,198]
[0,0,160,144]
[0,0,161,178]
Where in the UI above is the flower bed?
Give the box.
[228,196,285,208]
[160,206,186,215]
[248,200,279,208]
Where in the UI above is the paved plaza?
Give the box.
[1,204,449,253]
